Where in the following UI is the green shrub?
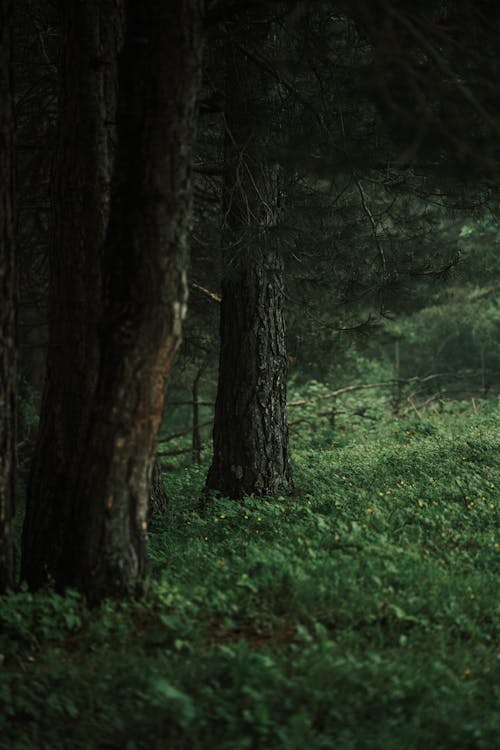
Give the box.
[2,406,499,749]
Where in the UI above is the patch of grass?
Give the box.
[1,408,499,749]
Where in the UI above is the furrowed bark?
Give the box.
[21,0,124,587]
[22,0,203,600]
[205,15,292,499]
[66,0,203,601]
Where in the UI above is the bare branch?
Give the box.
[354,177,387,278]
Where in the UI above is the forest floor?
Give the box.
[1,405,499,749]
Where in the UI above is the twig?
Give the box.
[354,177,387,278]
[158,420,213,444]
[407,397,421,418]
[191,281,221,303]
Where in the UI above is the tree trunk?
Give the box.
[21,0,124,588]
[22,0,203,600]
[192,365,205,463]
[149,458,168,518]
[0,0,16,593]
[205,20,292,499]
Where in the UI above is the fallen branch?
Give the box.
[289,373,475,409]
[157,446,196,458]
[157,419,213,444]
[191,281,221,303]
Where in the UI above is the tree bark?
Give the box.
[0,0,16,593]
[21,0,124,588]
[22,0,203,600]
[69,0,202,601]
[205,19,292,499]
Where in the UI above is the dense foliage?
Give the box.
[1,405,499,749]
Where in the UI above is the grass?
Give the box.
[1,405,499,749]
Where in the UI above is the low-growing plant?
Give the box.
[1,405,499,749]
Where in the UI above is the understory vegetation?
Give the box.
[1,401,499,750]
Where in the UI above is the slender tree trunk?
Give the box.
[22,0,203,600]
[192,365,205,463]
[205,21,292,499]
[0,0,16,593]
[149,458,168,518]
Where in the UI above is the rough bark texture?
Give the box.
[63,0,202,601]
[205,21,292,499]
[21,0,124,588]
[0,0,16,593]
[22,0,203,600]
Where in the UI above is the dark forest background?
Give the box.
[13,2,500,458]
[0,1,499,748]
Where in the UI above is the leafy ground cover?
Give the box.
[1,405,499,749]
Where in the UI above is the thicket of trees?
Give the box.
[1,0,499,599]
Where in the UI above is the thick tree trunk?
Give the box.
[68,0,202,601]
[21,0,124,588]
[22,0,203,600]
[0,0,16,593]
[205,22,292,499]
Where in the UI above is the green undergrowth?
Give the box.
[1,409,499,749]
